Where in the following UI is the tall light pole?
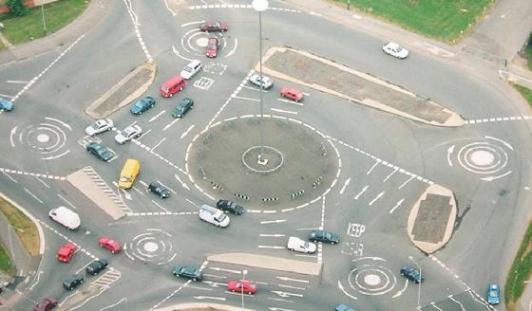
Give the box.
[252,0,268,162]
[241,269,248,310]
[408,256,422,309]
[41,5,47,34]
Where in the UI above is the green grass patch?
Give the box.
[504,222,532,310]
[512,83,532,107]
[0,196,39,256]
[0,39,5,51]
[0,0,88,45]
[0,242,12,274]
[334,0,494,42]
[525,33,532,70]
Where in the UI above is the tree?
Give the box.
[7,0,29,17]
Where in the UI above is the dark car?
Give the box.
[86,259,108,275]
[86,142,114,161]
[205,37,219,58]
[335,304,356,311]
[148,181,170,198]
[216,200,244,215]
[199,20,228,32]
[172,265,203,281]
[63,274,84,290]
[33,298,58,311]
[309,230,340,244]
[400,266,424,284]
[130,96,156,115]
[172,97,194,118]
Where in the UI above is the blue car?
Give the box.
[400,266,424,283]
[130,96,155,115]
[487,283,500,305]
[0,97,14,111]
[335,304,356,311]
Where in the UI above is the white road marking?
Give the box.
[339,177,351,194]
[276,276,309,284]
[259,234,285,237]
[294,254,317,258]
[383,167,398,182]
[398,175,414,189]
[338,280,357,300]
[209,267,241,274]
[181,20,204,27]
[24,188,43,204]
[99,297,127,311]
[1,170,18,183]
[366,161,379,175]
[137,128,152,140]
[181,125,195,139]
[151,200,169,213]
[203,275,227,281]
[277,98,303,106]
[149,280,192,310]
[163,118,180,131]
[431,302,443,311]
[0,93,13,99]
[389,198,405,214]
[194,296,226,301]
[278,284,306,291]
[271,290,303,298]
[271,108,297,115]
[35,176,51,188]
[149,110,166,123]
[174,174,190,190]
[151,137,166,153]
[6,80,28,84]
[258,245,285,249]
[447,145,455,167]
[123,0,153,63]
[9,126,17,147]
[369,191,385,206]
[163,0,176,16]
[268,307,295,311]
[58,194,77,210]
[225,38,238,58]
[232,95,260,102]
[354,185,368,200]
[449,295,466,311]
[260,219,287,224]
[392,279,409,298]
[185,198,198,207]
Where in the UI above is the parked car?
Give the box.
[171,97,194,118]
[148,181,170,198]
[287,237,317,254]
[382,42,409,59]
[130,96,155,115]
[86,142,114,161]
[205,37,219,58]
[249,73,273,89]
[84,119,113,136]
[172,265,203,281]
[335,304,357,311]
[49,206,80,230]
[199,20,228,32]
[227,280,257,294]
[160,76,186,98]
[216,200,244,215]
[487,283,500,305]
[199,204,230,228]
[309,230,340,244]
[180,60,202,80]
[33,297,58,311]
[86,259,108,276]
[280,87,304,102]
[0,97,13,111]
[98,236,121,254]
[400,266,424,283]
[63,274,84,291]
[114,125,142,144]
[57,243,77,263]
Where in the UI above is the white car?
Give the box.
[249,73,273,90]
[198,204,230,228]
[180,60,202,80]
[382,42,409,59]
[85,119,113,136]
[49,206,81,230]
[114,125,142,144]
[286,237,317,254]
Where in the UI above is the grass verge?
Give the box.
[504,222,531,310]
[333,0,494,42]
[0,196,39,256]
[0,242,12,274]
[0,0,88,45]
[511,83,532,107]
[525,33,532,70]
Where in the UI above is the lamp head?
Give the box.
[252,0,269,12]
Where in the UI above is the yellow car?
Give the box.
[119,159,140,189]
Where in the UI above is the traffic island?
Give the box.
[261,47,465,127]
[407,184,457,254]
[155,303,253,311]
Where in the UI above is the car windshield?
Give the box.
[215,213,227,222]
[134,102,144,108]
[489,290,498,297]
[208,40,217,49]
[303,242,310,248]
[120,176,131,182]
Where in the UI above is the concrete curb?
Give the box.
[207,253,322,276]
[407,184,457,254]
[155,303,254,311]
[85,62,157,119]
[259,46,465,127]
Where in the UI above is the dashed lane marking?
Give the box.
[126,211,198,217]
[464,115,532,125]
[0,167,66,180]
[188,4,300,14]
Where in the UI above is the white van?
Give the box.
[199,204,230,228]
[49,206,81,230]
[180,60,202,80]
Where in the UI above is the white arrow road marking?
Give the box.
[271,290,303,298]
[447,145,455,167]
[338,280,357,300]
[194,296,226,301]
[258,245,285,250]
[209,267,242,274]
[339,177,351,194]
[354,185,368,200]
[276,276,309,283]
[389,198,405,214]
[260,219,286,224]
[278,284,306,290]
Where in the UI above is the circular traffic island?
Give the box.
[186,115,340,210]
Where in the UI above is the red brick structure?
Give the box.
[0,1,38,14]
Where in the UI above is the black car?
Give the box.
[86,142,114,161]
[216,200,244,215]
[86,259,108,276]
[400,266,424,283]
[172,97,194,118]
[63,274,84,290]
[309,230,340,244]
[172,265,203,281]
[148,181,170,199]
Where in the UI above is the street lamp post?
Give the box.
[408,256,422,309]
[241,269,248,310]
[252,0,269,162]
[41,5,47,34]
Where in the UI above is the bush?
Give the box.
[7,0,29,17]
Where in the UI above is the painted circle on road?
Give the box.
[124,229,176,265]
[36,134,50,143]
[345,257,397,296]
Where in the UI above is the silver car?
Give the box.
[114,125,142,144]
[382,42,409,59]
[85,119,113,136]
[249,73,273,89]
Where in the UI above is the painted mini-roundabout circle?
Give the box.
[124,229,176,265]
[185,115,340,210]
[9,118,71,160]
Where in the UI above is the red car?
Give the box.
[57,243,76,263]
[98,236,121,254]
[205,37,219,58]
[227,280,257,295]
[199,21,228,32]
[33,297,58,311]
[280,87,304,102]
